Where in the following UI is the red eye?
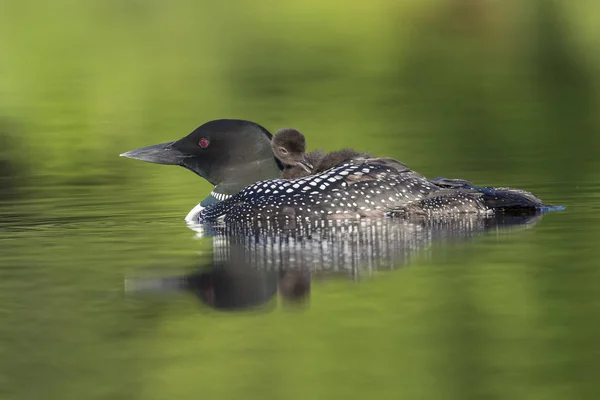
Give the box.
[199,138,210,148]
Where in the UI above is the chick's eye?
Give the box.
[279,147,288,154]
[199,138,210,148]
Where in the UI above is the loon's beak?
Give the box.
[298,156,313,173]
[120,141,187,165]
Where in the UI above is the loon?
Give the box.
[120,119,560,223]
[271,128,370,179]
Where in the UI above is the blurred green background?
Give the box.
[1,0,600,399]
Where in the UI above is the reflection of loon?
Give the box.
[126,214,542,311]
[199,214,543,278]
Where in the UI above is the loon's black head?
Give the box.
[271,128,313,173]
[121,119,283,194]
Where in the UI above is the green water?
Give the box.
[2,1,600,399]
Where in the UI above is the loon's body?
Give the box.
[120,119,560,223]
[272,128,370,179]
[197,158,550,224]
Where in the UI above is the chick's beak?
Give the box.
[298,156,313,173]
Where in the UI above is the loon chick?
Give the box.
[272,128,370,179]
[271,128,319,179]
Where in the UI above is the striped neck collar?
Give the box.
[210,191,232,201]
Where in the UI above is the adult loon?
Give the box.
[121,119,560,223]
[272,128,370,179]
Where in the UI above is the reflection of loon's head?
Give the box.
[188,269,312,309]
[126,266,313,312]
[186,266,279,311]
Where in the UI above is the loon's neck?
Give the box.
[212,157,282,195]
[189,156,282,221]
[185,145,283,226]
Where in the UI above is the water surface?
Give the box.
[2,172,598,400]
[2,1,600,399]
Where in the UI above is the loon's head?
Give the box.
[271,128,313,173]
[121,119,283,195]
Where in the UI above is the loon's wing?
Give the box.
[386,189,488,217]
[386,186,552,218]
[429,177,476,189]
